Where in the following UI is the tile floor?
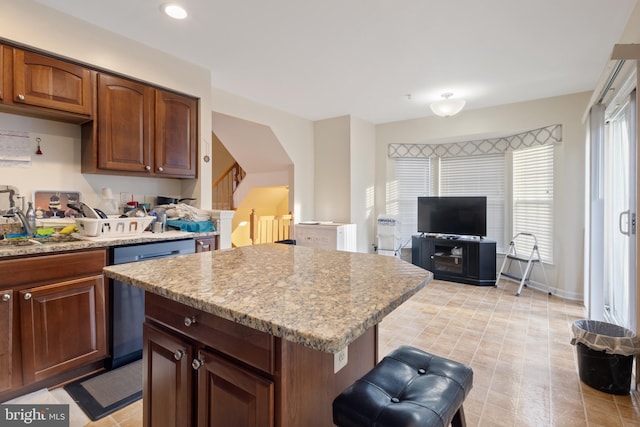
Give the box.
[76,279,640,426]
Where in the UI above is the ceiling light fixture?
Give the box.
[163,3,188,19]
[429,92,466,117]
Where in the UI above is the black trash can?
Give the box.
[571,320,639,395]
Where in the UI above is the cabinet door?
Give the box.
[196,348,274,427]
[155,90,197,178]
[97,73,154,173]
[0,45,5,102]
[0,290,18,393]
[13,49,91,115]
[195,237,215,253]
[19,275,106,383]
[143,323,193,427]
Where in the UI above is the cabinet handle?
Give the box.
[17,94,25,101]
[158,167,164,172]
[191,358,203,370]
[24,293,32,300]
[198,241,210,250]
[173,349,185,361]
[184,316,197,327]
[1,294,10,302]
[145,165,151,171]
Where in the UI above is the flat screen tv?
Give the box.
[417,196,487,237]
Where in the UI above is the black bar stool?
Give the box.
[333,346,473,427]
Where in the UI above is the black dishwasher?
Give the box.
[108,239,195,369]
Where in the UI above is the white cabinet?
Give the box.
[295,223,357,252]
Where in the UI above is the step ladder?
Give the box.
[496,232,551,296]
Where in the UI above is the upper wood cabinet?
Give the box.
[82,73,198,178]
[96,73,154,173]
[0,45,5,102]
[12,49,92,116]
[155,89,198,178]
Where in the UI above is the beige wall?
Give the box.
[0,0,213,208]
[211,88,315,226]
[314,116,351,223]
[376,92,591,300]
[350,117,377,253]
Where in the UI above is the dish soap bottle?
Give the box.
[25,201,37,236]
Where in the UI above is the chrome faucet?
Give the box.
[4,207,35,236]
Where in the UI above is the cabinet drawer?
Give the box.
[145,293,275,375]
[0,249,107,288]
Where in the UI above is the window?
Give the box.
[439,154,505,250]
[394,147,554,259]
[513,144,554,262]
[393,157,430,246]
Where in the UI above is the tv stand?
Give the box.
[411,235,496,286]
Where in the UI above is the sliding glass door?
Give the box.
[603,92,636,328]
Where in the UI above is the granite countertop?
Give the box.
[0,230,218,258]
[103,244,433,354]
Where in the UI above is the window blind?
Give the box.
[394,157,430,246]
[440,154,505,250]
[513,144,554,262]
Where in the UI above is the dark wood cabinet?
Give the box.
[0,289,18,393]
[143,323,194,427]
[0,249,108,401]
[95,73,154,173]
[143,299,274,427]
[82,73,198,178]
[412,235,496,286]
[12,49,92,116]
[155,89,198,178]
[0,45,5,102]
[196,348,274,427]
[144,292,375,427]
[195,236,216,252]
[19,275,106,384]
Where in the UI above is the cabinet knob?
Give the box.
[191,358,203,370]
[173,349,185,361]
[158,167,164,172]
[17,94,25,101]
[145,165,151,171]
[24,293,32,300]
[184,316,197,327]
[1,294,10,302]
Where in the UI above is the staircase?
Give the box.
[212,161,245,210]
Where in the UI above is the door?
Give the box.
[13,49,92,115]
[143,323,193,427]
[19,275,107,383]
[97,73,154,173]
[0,290,16,393]
[196,348,274,427]
[155,89,197,177]
[603,90,637,329]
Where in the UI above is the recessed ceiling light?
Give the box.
[162,3,188,20]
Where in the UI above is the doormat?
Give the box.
[64,359,142,421]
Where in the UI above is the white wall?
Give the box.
[376,92,591,300]
[0,0,213,208]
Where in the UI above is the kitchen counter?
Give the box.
[103,243,432,353]
[0,230,218,258]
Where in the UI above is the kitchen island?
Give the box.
[103,243,432,427]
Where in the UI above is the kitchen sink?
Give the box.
[0,234,83,246]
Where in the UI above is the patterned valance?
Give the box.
[388,124,562,158]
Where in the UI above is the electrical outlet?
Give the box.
[334,347,348,373]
